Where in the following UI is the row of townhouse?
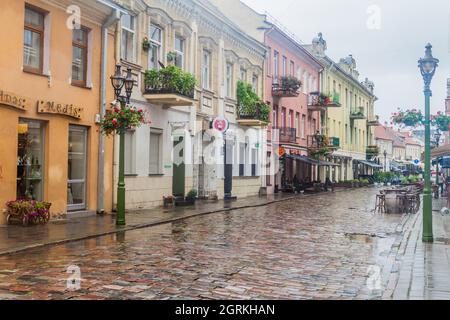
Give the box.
[374,125,424,172]
[0,0,380,224]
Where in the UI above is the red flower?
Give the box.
[112,118,117,125]
[114,107,119,113]
[120,111,124,116]
[131,109,135,113]
[138,109,143,113]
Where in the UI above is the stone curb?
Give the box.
[0,187,362,256]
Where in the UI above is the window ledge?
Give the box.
[71,82,92,90]
[148,174,164,177]
[125,174,138,177]
[23,69,49,78]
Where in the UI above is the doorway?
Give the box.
[68,125,87,211]
[172,135,185,197]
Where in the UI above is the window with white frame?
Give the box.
[124,130,135,175]
[302,71,308,94]
[149,24,163,70]
[282,56,287,76]
[296,113,300,137]
[202,50,211,90]
[24,5,46,74]
[174,35,185,69]
[301,114,306,138]
[121,15,135,62]
[267,47,272,76]
[252,74,258,93]
[290,61,294,76]
[239,142,245,176]
[226,63,233,98]
[149,130,162,174]
[240,68,247,82]
[251,148,258,177]
[312,77,317,92]
[273,50,279,79]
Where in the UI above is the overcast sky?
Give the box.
[241,0,450,123]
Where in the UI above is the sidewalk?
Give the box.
[0,189,345,256]
[388,197,450,300]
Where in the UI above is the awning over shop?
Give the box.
[354,160,383,169]
[284,154,338,167]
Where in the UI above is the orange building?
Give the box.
[0,0,125,224]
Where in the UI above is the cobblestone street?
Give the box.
[0,189,411,300]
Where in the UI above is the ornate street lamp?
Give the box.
[110,65,134,226]
[418,43,439,243]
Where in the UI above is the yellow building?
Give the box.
[307,33,380,181]
[0,0,121,223]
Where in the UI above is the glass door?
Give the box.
[68,126,87,211]
[17,119,45,201]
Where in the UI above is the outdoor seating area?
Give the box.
[375,185,422,214]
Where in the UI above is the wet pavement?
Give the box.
[0,188,413,300]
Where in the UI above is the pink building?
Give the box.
[264,25,323,192]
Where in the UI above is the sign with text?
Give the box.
[37,100,83,119]
[0,90,30,111]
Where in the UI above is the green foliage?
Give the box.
[236,81,270,122]
[433,112,450,132]
[280,76,301,92]
[144,66,196,98]
[100,105,146,136]
[186,189,198,199]
[392,109,423,127]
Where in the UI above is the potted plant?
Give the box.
[5,200,51,226]
[163,195,174,208]
[100,105,147,136]
[142,37,151,51]
[185,189,198,205]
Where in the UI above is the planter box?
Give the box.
[6,201,51,226]
[174,197,196,207]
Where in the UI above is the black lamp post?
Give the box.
[110,64,134,226]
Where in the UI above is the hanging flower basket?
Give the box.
[99,104,148,136]
[391,109,424,127]
[142,37,150,51]
[433,112,450,132]
[5,200,51,226]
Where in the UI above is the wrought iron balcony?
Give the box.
[272,76,301,98]
[307,91,341,112]
[143,67,196,108]
[273,127,297,144]
[366,145,380,160]
[307,135,339,150]
[350,107,367,120]
[237,103,270,127]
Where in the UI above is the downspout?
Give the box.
[97,9,121,214]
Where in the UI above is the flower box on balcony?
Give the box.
[237,81,270,127]
[307,91,341,111]
[272,76,301,98]
[350,107,366,120]
[143,66,196,108]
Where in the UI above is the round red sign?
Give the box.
[212,117,229,133]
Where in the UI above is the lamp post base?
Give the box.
[422,192,434,243]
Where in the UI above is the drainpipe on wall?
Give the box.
[97,8,121,214]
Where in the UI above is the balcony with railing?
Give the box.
[307,135,340,155]
[143,66,196,108]
[237,103,270,127]
[366,145,380,160]
[274,127,297,144]
[350,107,367,120]
[272,76,301,98]
[307,91,341,112]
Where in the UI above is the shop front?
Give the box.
[0,89,112,224]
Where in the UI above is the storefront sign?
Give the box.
[0,90,30,110]
[37,100,83,119]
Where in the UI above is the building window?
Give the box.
[282,56,287,76]
[226,63,233,98]
[121,15,135,62]
[23,5,45,73]
[124,130,135,175]
[240,68,247,82]
[239,142,245,176]
[72,27,89,86]
[202,50,210,90]
[149,130,162,174]
[301,115,306,138]
[174,35,185,69]
[68,126,88,211]
[272,106,278,128]
[281,108,286,129]
[252,75,258,93]
[296,113,300,137]
[302,71,308,94]
[17,119,45,201]
[149,24,163,70]
[288,110,293,128]
[267,47,272,76]
[290,61,294,76]
[273,50,279,79]
[251,148,258,177]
